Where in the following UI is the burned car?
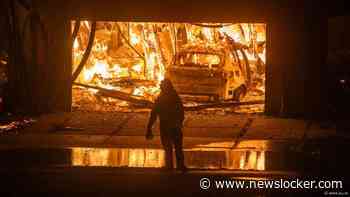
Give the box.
[165,44,249,101]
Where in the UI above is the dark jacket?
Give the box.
[147,90,184,131]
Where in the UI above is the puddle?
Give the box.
[1,138,349,176]
[0,139,329,173]
[1,139,349,196]
[71,148,267,170]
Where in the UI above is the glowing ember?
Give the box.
[0,118,36,134]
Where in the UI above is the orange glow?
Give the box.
[73,39,79,50]
[239,152,246,169]
[71,147,265,170]
[72,148,165,168]
[130,30,140,45]
[72,21,266,111]
[257,151,265,170]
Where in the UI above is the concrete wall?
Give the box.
[328,16,350,51]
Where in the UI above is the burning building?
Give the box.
[3,0,327,118]
[71,21,266,112]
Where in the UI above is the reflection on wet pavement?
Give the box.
[1,139,332,173]
[71,148,265,170]
[72,148,165,168]
[1,138,349,195]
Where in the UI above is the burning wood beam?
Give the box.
[184,100,264,111]
[73,82,153,108]
[72,20,80,42]
[115,23,145,60]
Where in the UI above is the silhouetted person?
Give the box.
[146,78,186,171]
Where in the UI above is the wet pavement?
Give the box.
[0,112,348,195]
[16,111,339,140]
[0,138,349,195]
[0,140,326,173]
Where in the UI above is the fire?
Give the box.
[111,64,122,74]
[83,60,110,82]
[132,87,144,96]
[93,42,108,53]
[130,30,140,45]
[132,63,143,73]
[202,27,213,42]
[73,39,79,50]
[72,21,266,111]
[219,26,241,42]
[258,47,266,63]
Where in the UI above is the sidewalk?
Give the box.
[0,111,341,149]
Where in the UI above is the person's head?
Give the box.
[160,78,175,93]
